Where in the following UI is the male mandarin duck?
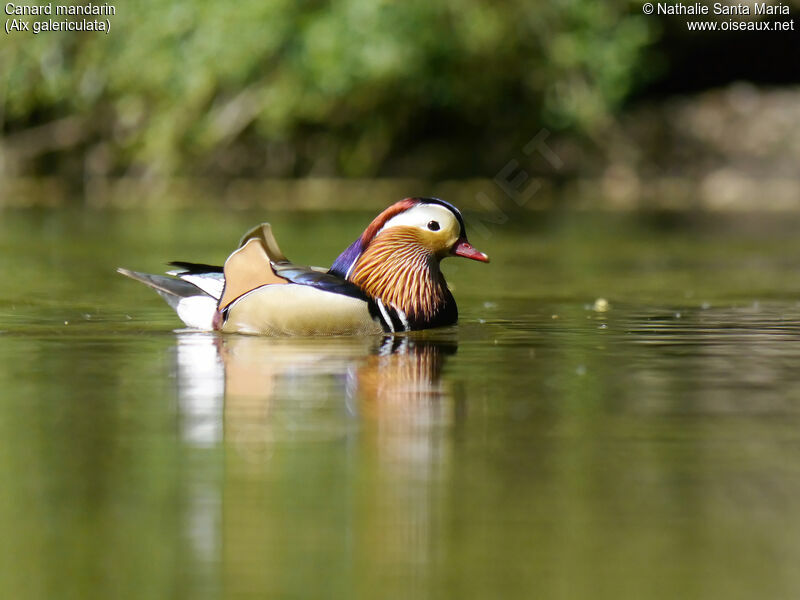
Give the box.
[118,197,489,335]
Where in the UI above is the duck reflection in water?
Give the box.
[175,334,460,594]
[175,332,459,449]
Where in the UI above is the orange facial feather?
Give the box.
[359,198,419,245]
[349,227,448,321]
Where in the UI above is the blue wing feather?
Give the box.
[328,238,363,279]
[273,262,370,302]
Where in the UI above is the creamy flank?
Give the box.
[222,284,383,336]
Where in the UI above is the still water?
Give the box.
[2,207,800,599]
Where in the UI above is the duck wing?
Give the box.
[271,263,369,301]
[120,222,390,335]
[116,267,219,330]
[167,263,225,300]
[220,222,371,309]
[219,230,391,335]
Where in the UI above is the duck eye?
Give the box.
[427,220,440,231]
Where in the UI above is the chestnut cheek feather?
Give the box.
[452,240,490,263]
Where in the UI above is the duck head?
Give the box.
[329,198,488,328]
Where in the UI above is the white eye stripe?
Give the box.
[377,204,458,236]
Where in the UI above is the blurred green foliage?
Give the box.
[1,0,653,178]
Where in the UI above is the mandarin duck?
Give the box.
[118,197,489,335]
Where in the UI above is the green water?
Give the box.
[3,207,800,600]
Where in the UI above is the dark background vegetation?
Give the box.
[1,0,798,201]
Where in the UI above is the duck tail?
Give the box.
[117,268,218,330]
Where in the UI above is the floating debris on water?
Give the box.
[593,298,610,312]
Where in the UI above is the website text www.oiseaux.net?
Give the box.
[642,2,796,32]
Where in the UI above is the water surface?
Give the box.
[2,207,800,599]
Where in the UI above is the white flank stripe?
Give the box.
[344,261,356,280]
[395,308,409,331]
[376,299,394,333]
